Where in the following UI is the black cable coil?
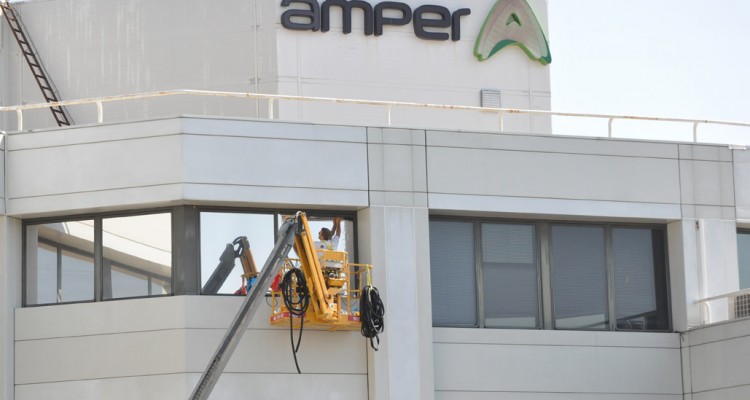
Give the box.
[280,268,310,374]
[360,286,385,351]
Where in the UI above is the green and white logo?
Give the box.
[474,0,552,65]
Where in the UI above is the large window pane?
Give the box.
[25,220,95,305]
[481,223,539,328]
[613,228,669,331]
[552,226,608,330]
[31,242,58,305]
[103,213,172,299]
[739,232,750,290]
[61,249,94,302]
[430,220,477,327]
[201,212,275,294]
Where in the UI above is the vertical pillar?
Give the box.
[0,216,21,400]
[361,127,434,400]
[669,218,740,330]
[358,206,434,400]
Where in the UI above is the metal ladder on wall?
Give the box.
[1,0,72,127]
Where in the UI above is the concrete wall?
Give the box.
[683,318,750,399]
[3,0,279,130]
[5,117,369,217]
[0,217,21,400]
[14,296,367,400]
[275,0,551,133]
[434,328,683,399]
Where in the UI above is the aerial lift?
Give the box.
[189,212,384,400]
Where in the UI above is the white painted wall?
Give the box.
[275,0,551,133]
[0,217,21,400]
[2,0,279,130]
[683,318,750,399]
[15,296,368,400]
[433,328,682,399]
[5,117,369,217]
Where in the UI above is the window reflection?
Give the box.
[200,212,275,294]
[25,220,95,305]
[103,213,172,300]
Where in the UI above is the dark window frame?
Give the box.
[429,216,672,332]
[195,207,359,296]
[23,208,175,307]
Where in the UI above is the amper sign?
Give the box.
[281,0,470,41]
[280,0,551,65]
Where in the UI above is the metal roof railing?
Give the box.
[1,89,750,144]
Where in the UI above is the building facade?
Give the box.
[1,1,750,399]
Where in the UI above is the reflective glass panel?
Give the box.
[201,212,275,294]
[430,220,477,327]
[613,228,669,331]
[481,223,539,329]
[103,213,172,299]
[25,220,95,305]
[552,225,608,330]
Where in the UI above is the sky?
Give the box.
[547,0,750,144]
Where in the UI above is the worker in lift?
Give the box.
[315,217,342,251]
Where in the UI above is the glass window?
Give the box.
[25,220,95,305]
[102,213,173,300]
[429,218,669,332]
[200,212,275,294]
[430,220,477,327]
[613,228,669,331]
[739,231,750,290]
[60,249,95,302]
[551,226,609,330]
[481,223,539,328]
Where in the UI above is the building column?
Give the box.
[0,216,21,400]
[358,206,434,400]
[668,218,740,331]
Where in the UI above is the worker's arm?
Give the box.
[331,217,342,238]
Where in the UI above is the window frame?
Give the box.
[195,207,359,296]
[429,216,672,332]
[23,208,175,307]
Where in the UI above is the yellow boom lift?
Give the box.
[190,212,384,400]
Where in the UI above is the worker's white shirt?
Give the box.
[314,235,339,251]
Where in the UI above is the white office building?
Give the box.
[1,0,750,399]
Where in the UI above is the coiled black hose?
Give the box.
[280,268,310,374]
[360,286,385,351]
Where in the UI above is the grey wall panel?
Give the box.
[686,319,750,396]
[12,0,278,130]
[427,145,681,205]
[433,329,682,397]
[16,373,368,400]
[181,120,369,208]
[367,128,428,207]
[15,297,366,388]
[6,125,184,216]
[5,118,370,216]
[16,375,192,400]
[436,393,682,400]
